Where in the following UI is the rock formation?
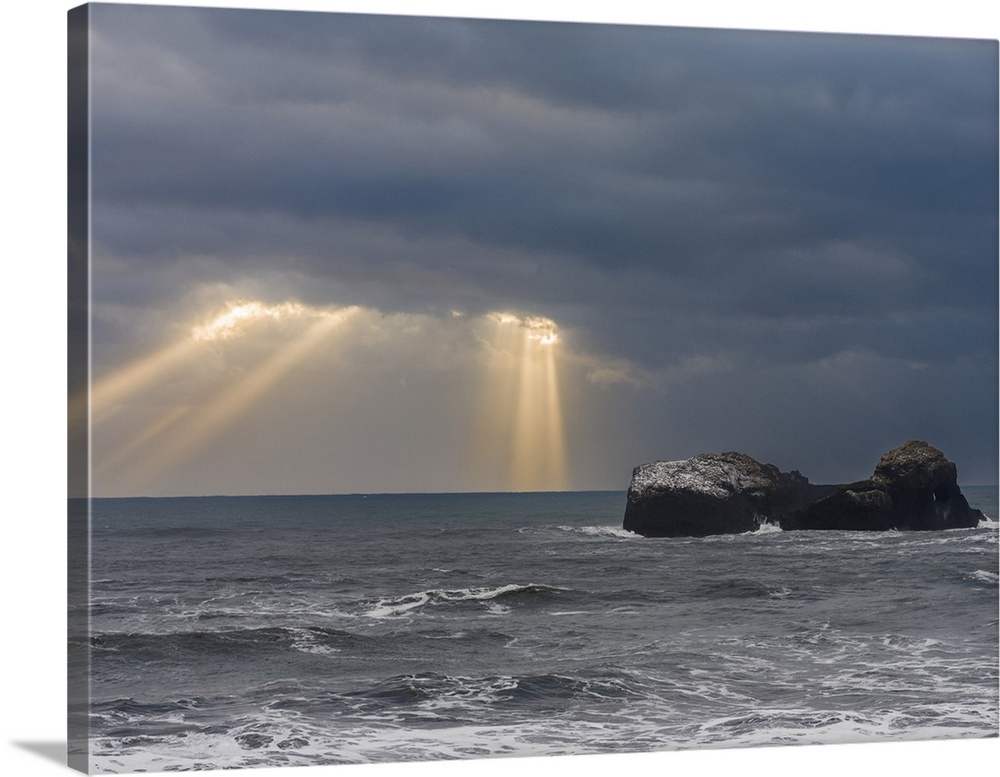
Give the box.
[622,452,829,537]
[623,441,984,537]
[779,440,984,532]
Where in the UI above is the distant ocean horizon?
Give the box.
[82,487,999,772]
[83,481,1000,501]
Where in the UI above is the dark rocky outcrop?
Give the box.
[623,441,984,537]
[780,440,984,532]
[622,451,830,537]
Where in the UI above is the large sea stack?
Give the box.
[622,452,828,537]
[623,440,984,537]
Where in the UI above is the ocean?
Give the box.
[83,488,999,773]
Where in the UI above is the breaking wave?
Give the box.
[364,584,568,619]
[557,525,640,539]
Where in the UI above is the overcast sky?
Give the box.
[84,3,998,496]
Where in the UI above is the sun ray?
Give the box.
[87,300,315,426]
[125,313,349,489]
[543,341,568,490]
[472,312,568,492]
[87,338,199,424]
[91,300,361,493]
[510,328,544,490]
[94,404,194,477]
[468,315,522,490]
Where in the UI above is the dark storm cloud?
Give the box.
[87,5,997,482]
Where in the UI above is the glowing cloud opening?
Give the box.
[523,315,560,346]
[190,300,332,342]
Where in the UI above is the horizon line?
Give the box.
[76,484,1000,501]
[80,488,632,500]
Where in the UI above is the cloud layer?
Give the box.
[87,6,998,494]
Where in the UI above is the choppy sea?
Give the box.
[83,488,999,773]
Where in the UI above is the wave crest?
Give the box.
[558,525,640,539]
[364,583,566,619]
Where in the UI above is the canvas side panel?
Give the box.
[67,4,91,773]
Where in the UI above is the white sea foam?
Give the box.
[90,682,998,775]
[691,706,993,750]
[288,628,340,655]
[364,583,564,619]
[91,704,347,773]
[969,569,999,583]
[364,591,432,618]
[559,524,640,539]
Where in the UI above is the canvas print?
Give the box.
[68,2,999,774]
